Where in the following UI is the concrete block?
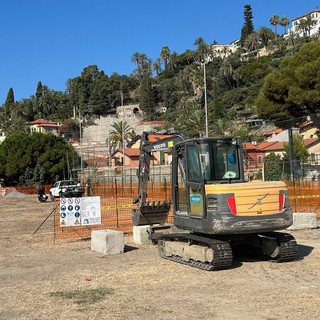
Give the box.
[288,212,318,230]
[91,229,124,255]
[133,225,152,245]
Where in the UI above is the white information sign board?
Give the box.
[59,196,101,227]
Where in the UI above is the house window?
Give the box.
[257,155,263,163]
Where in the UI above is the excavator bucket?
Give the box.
[132,201,171,226]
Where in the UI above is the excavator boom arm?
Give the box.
[132,131,187,226]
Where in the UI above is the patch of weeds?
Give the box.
[49,287,115,306]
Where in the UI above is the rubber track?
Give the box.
[156,233,233,271]
[263,232,298,262]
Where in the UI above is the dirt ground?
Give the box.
[1,195,320,320]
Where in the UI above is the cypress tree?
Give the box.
[4,88,15,115]
[240,4,254,47]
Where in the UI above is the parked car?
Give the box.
[49,180,85,201]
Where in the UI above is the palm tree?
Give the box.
[270,14,280,36]
[279,16,290,34]
[153,58,162,76]
[258,27,275,47]
[175,101,206,137]
[218,60,234,89]
[296,15,317,37]
[194,37,209,62]
[211,118,231,136]
[160,46,170,70]
[131,52,150,77]
[244,32,260,54]
[109,120,134,148]
[130,52,142,67]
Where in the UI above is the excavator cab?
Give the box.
[132,134,244,226]
[171,137,244,221]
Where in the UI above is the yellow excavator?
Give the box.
[132,132,298,270]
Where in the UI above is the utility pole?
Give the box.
[202,61,209,137]
[120,91,125,183]
[78,106,83,182]
[288,128,294,181]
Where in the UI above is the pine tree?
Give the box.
[240,4,254,47]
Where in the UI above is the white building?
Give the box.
[288,9,320,37]
[211,44,238,59]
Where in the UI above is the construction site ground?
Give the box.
[1,195,320,320]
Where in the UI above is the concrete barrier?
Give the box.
[91,229,124,255]
[288,212,318,230]
[133,225,152,245]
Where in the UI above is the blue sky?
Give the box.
[0,0,318,104]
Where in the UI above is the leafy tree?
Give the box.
[283,134,309,163]
[240,4,254,47]
[155,77,180,112]
[0,88,30,136]
[0,132,81,185]
[256,41,320,128]
[58,119,80,139]
[264,153,283,181]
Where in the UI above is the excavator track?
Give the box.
[262,232,298,262]
[155,233,233,271]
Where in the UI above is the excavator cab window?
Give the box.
[185,140,241,183]
[186,145,203,182]
[213,140,240,181]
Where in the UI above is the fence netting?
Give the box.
[7,170,320,240]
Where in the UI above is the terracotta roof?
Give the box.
[123,148,141,156]
[29,119,59,127]
[303,138,320,147]
[260,142,285,151]
[243,142,258,150]
[264,128,283,136]
[256,141,279,150]
[114,148,140,157]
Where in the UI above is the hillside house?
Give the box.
[109,133,176,168]
[288,9,320,37]
[111,148,141,168]
[29,119,60,135]
[299,122,318,139]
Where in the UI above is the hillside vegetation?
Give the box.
[0,15,319,140]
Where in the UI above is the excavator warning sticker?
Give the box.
[59,196,101,227]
